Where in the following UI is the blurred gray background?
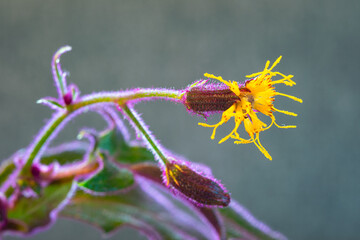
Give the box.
[0,0,359,239]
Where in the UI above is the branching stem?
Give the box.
[16,89,180,184]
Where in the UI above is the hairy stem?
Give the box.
[71,89,181,110]
[121,104,169,165]
[22,113,68,174]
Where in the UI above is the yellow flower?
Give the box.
[198,56,303,160]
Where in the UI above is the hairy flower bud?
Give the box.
[63,91,73,105]
[181,81,240,116]
[164,161,230,207]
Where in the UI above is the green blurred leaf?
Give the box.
[219,202,286,240]
[98,128,121,155]
[78,154,134,193]
[42,151,84,165]
[38,126,154,167]
[0,158,16,187]
[38,140,88,166]
[99,128,155,164]
[61,180,218,240]
[6,180,74,234]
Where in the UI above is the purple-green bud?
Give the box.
[164,161,230,207]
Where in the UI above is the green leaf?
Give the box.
[219,201,286,240]
[41,142,86,165]
[6,180,75,234]
[99,128,155,164]
[61,181,218,240]
[0,158,16,187]
[78,154,134,193]
[39,126,154,167]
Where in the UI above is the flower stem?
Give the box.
[22,113,67,174]
[71,89,181,110]
[121,104,169,165]
[19,89,180,178]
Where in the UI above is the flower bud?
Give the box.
[181,82,239,116]
[164,161,230,207]
[63,91,73,105]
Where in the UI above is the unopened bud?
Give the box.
[63,91,73,105]
[164,161,230,207]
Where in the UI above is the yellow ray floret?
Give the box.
[199,56,303,160]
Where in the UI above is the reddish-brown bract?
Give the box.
[183,86,239,115]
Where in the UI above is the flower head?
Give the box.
[163,159,230,207]
[182,56,302,160]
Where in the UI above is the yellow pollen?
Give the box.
[199,56,302,160]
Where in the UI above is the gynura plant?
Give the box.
[0,46,301,240]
